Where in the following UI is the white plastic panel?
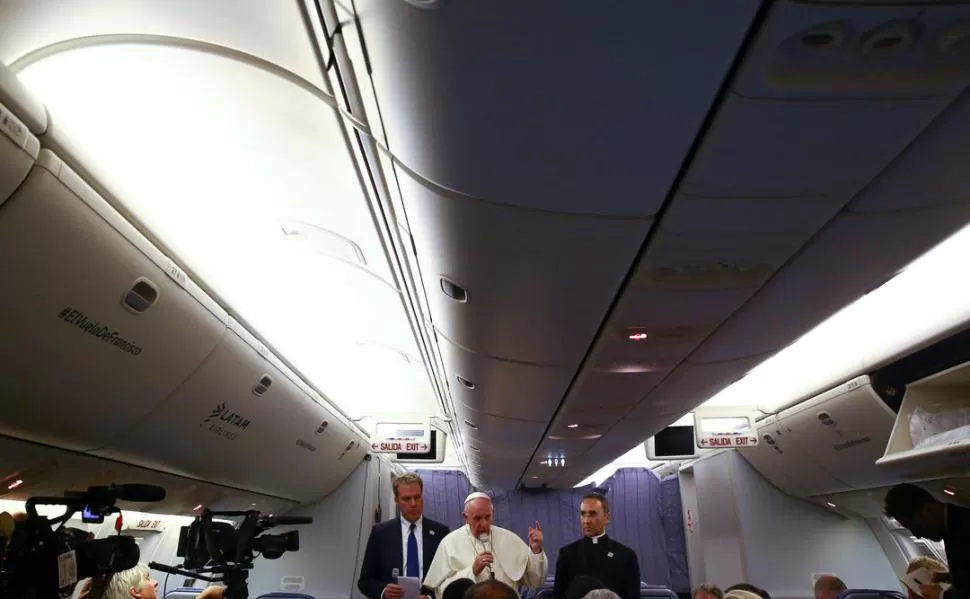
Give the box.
[0,151,227,451]
[0,0,326,87]
[437,335,573,423]
[0,100,38,202]
[94,324,367,503]
[0,63,47,134]
[740,417,849,497]
[749,377,899,496]
[355,0,761,215]
[851,89,970,212]
[733,1,970,100]
[778,377,898,491]
[398,169,651,365]
[693,201,970,363]
[681,92,945,198]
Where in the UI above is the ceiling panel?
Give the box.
[354,0,763,215]
[692,201,970,364]
[680,93,945,199]
[437,335,573,423]
[733,1,970,101]
[397,168,651,366]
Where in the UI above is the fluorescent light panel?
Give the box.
[702,223,970,412]
[18,45,440,420]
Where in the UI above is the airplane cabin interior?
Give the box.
[0,1,967,599]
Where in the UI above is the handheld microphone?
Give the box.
[478,533,494,579]
[392,568,399,584]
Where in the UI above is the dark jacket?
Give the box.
[358,516,451,599]
[554,535,641,599]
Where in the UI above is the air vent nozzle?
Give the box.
[253,374,273,396]
[122,278,159,314]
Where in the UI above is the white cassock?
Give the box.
[423,524,548,595]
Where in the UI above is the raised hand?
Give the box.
[528,521,543,554]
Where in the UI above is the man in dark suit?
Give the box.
[554,493,641,599]
[884,483,969,599]
[358,472,451,599]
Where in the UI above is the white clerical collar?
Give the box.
[590,532,606,545]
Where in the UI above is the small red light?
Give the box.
[628,333,648,341]
[6,480,23,490]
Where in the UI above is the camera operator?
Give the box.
[95,564,225,599]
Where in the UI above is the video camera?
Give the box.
[0,483,166,599]
[150,508,312,599]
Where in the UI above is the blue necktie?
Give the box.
[406,523,419,578]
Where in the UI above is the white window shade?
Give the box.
[18,44,437,421]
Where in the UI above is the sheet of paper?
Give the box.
[900,568,949,596]
[398,576,422,599]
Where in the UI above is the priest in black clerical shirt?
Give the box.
[553,493,641,599]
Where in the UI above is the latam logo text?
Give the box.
[57,307,143,356]
[201,402,251,441]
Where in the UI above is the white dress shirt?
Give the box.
[401,515,425,580]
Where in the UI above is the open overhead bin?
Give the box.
[0,150,228,451]
[877,361,970,481]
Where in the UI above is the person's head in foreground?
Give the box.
[101,564,158,599]
[695,583,724,599]
[462,580,517,599]
[444,578,476,599]
[813,575,847,599]
[567,575,606,599]
[582,590,621,599]
[885,484,947,542]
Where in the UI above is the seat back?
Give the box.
[837,590,906,599]
[535,588,556,599]
[165,589,206,599]
[256,594,316,599]
[640,588,678,599]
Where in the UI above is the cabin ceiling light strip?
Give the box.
[17,43,441,423]
[702,223,970,412]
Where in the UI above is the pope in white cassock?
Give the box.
[423,492,548,595]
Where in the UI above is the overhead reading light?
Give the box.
[440,278,468,302]
[456,376,476,390]
[595,361,666,374]
[628,332,648,341]
[464,420,478,429]
[192,504,203,511]
[943,486,956,497]
[530,475,539,479]
[6,480,23,490]
[826,501,836,508]
[567,423,580,429]
[699,224,970,413]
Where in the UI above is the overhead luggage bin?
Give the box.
[0,100,39,203]
[0,435,297,516]
[353,0,762,215]
[877,361,970,481]
[94,318,368,503]
[742,376,899,497]
[0,150,228,452]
